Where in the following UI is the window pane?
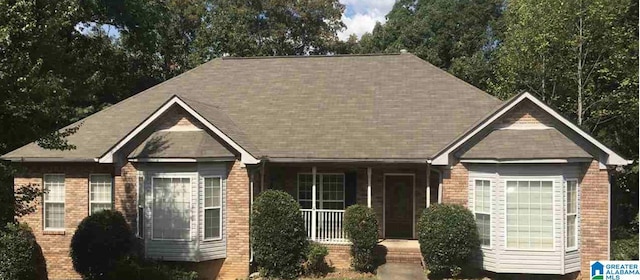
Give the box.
[205,208,221,239]
[205,177,221,208]
[153,178,191,240]
[474,180,490,213]
[476,213,490,246]
[567,215,576,248]
[567,180,577,214]
[45,202,65,229]
[44,175,65,202]
[506,180,554,249]
[91,203,112,214]
[90,175,112,212]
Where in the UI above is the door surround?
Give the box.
[383,173,416,239]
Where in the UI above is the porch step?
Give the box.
[374,241,423,265]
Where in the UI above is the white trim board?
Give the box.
[98,95,259,165]
[431,92,630,166]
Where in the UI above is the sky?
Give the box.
[337,0,396,41]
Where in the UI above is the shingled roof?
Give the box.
[459,129,592,160]
[3,53,504,161]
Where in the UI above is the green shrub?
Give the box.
[417,204,480,277]
[251,190,309,279]
[612,234,639,260]
[108,257,198,280]
[70,210,134,279]
[304,242,330,276]
[344,204,378,272]
[0,223,47,280]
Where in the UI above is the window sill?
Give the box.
[43,230,66,235]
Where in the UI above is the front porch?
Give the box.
[253,162,444,244]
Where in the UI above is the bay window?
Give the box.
[298,173,345,210]
[506,180,554,250]
[204,177,222,240]
[44,174,65,230]
[566,179,578,250]
[89,174,113,214]
[474,179,491,247]
[152,177,191,240]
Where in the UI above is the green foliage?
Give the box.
[70,210,134,280]
[417,204,480,277]
[304,242,330,277]
[0,223,47,280]
[612,234,639,260]
[343,204,378,273]
[107,257,198,280]
[251,190,309,279]
[356,0,504,90]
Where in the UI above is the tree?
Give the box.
[492,0,638,231]
[357,0,504,90]
[199,0,345,57]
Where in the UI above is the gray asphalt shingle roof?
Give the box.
[3,53,504,161]
[129,130,235,159]
[460,129,592,160]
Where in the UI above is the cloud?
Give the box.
[338,0,395,41]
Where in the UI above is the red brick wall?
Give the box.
[14,163,113,280]
[578,160,610,279]
[496,99,555,128]
[217,160,250,279]
[441,162,468,207]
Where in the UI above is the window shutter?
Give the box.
[345,172,357,207]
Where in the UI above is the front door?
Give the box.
[384,175,414,239]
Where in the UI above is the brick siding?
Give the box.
[441,162,468,206]
[577,160,610,279]
[217,160,250,279]
[496,99,555,128]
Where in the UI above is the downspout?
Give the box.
[249,165,262,264]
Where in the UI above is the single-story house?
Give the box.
[3,53,629,280]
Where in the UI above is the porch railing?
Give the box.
[300,209,349,244]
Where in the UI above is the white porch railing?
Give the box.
[300,209,349,244]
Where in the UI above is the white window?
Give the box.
[566,179,578,250]
[89,174,113,214]
[204,177,222,240]
[506,180,554,249]
[44,174,65,230]
[136,173,144,238]
[474,179,491,247]
[152,177,191,240]
[297,174,345,210]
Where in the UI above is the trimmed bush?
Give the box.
[251,190,309,279]
[304,242,330,276]
[344,204,378,272]
[0,223,47,280]
[70,210,134,279]
[417,204,480,277]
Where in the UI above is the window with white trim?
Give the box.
[566,179,578,250]
[44,174,65,230]
[152,177,191,240]
[474,179,491,247]
[506,180,554,249]
[89,174,113,214]
[204,177,222,240]
[136,174,144,238]
[298,174,345,210]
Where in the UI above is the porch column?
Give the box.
[426,163,431,208]
[311,166,317,241]
[367,167,372,208]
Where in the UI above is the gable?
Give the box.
[432,92,629,166]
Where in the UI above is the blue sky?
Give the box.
[338,0,395,41]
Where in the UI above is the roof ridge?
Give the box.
[221,53,401,60]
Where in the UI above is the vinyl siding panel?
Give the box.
[468,164,582,275]
[197,163,227,261]
[140,163,228,262]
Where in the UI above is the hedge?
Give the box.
[251,190,309,279]
[344,204,378,272]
